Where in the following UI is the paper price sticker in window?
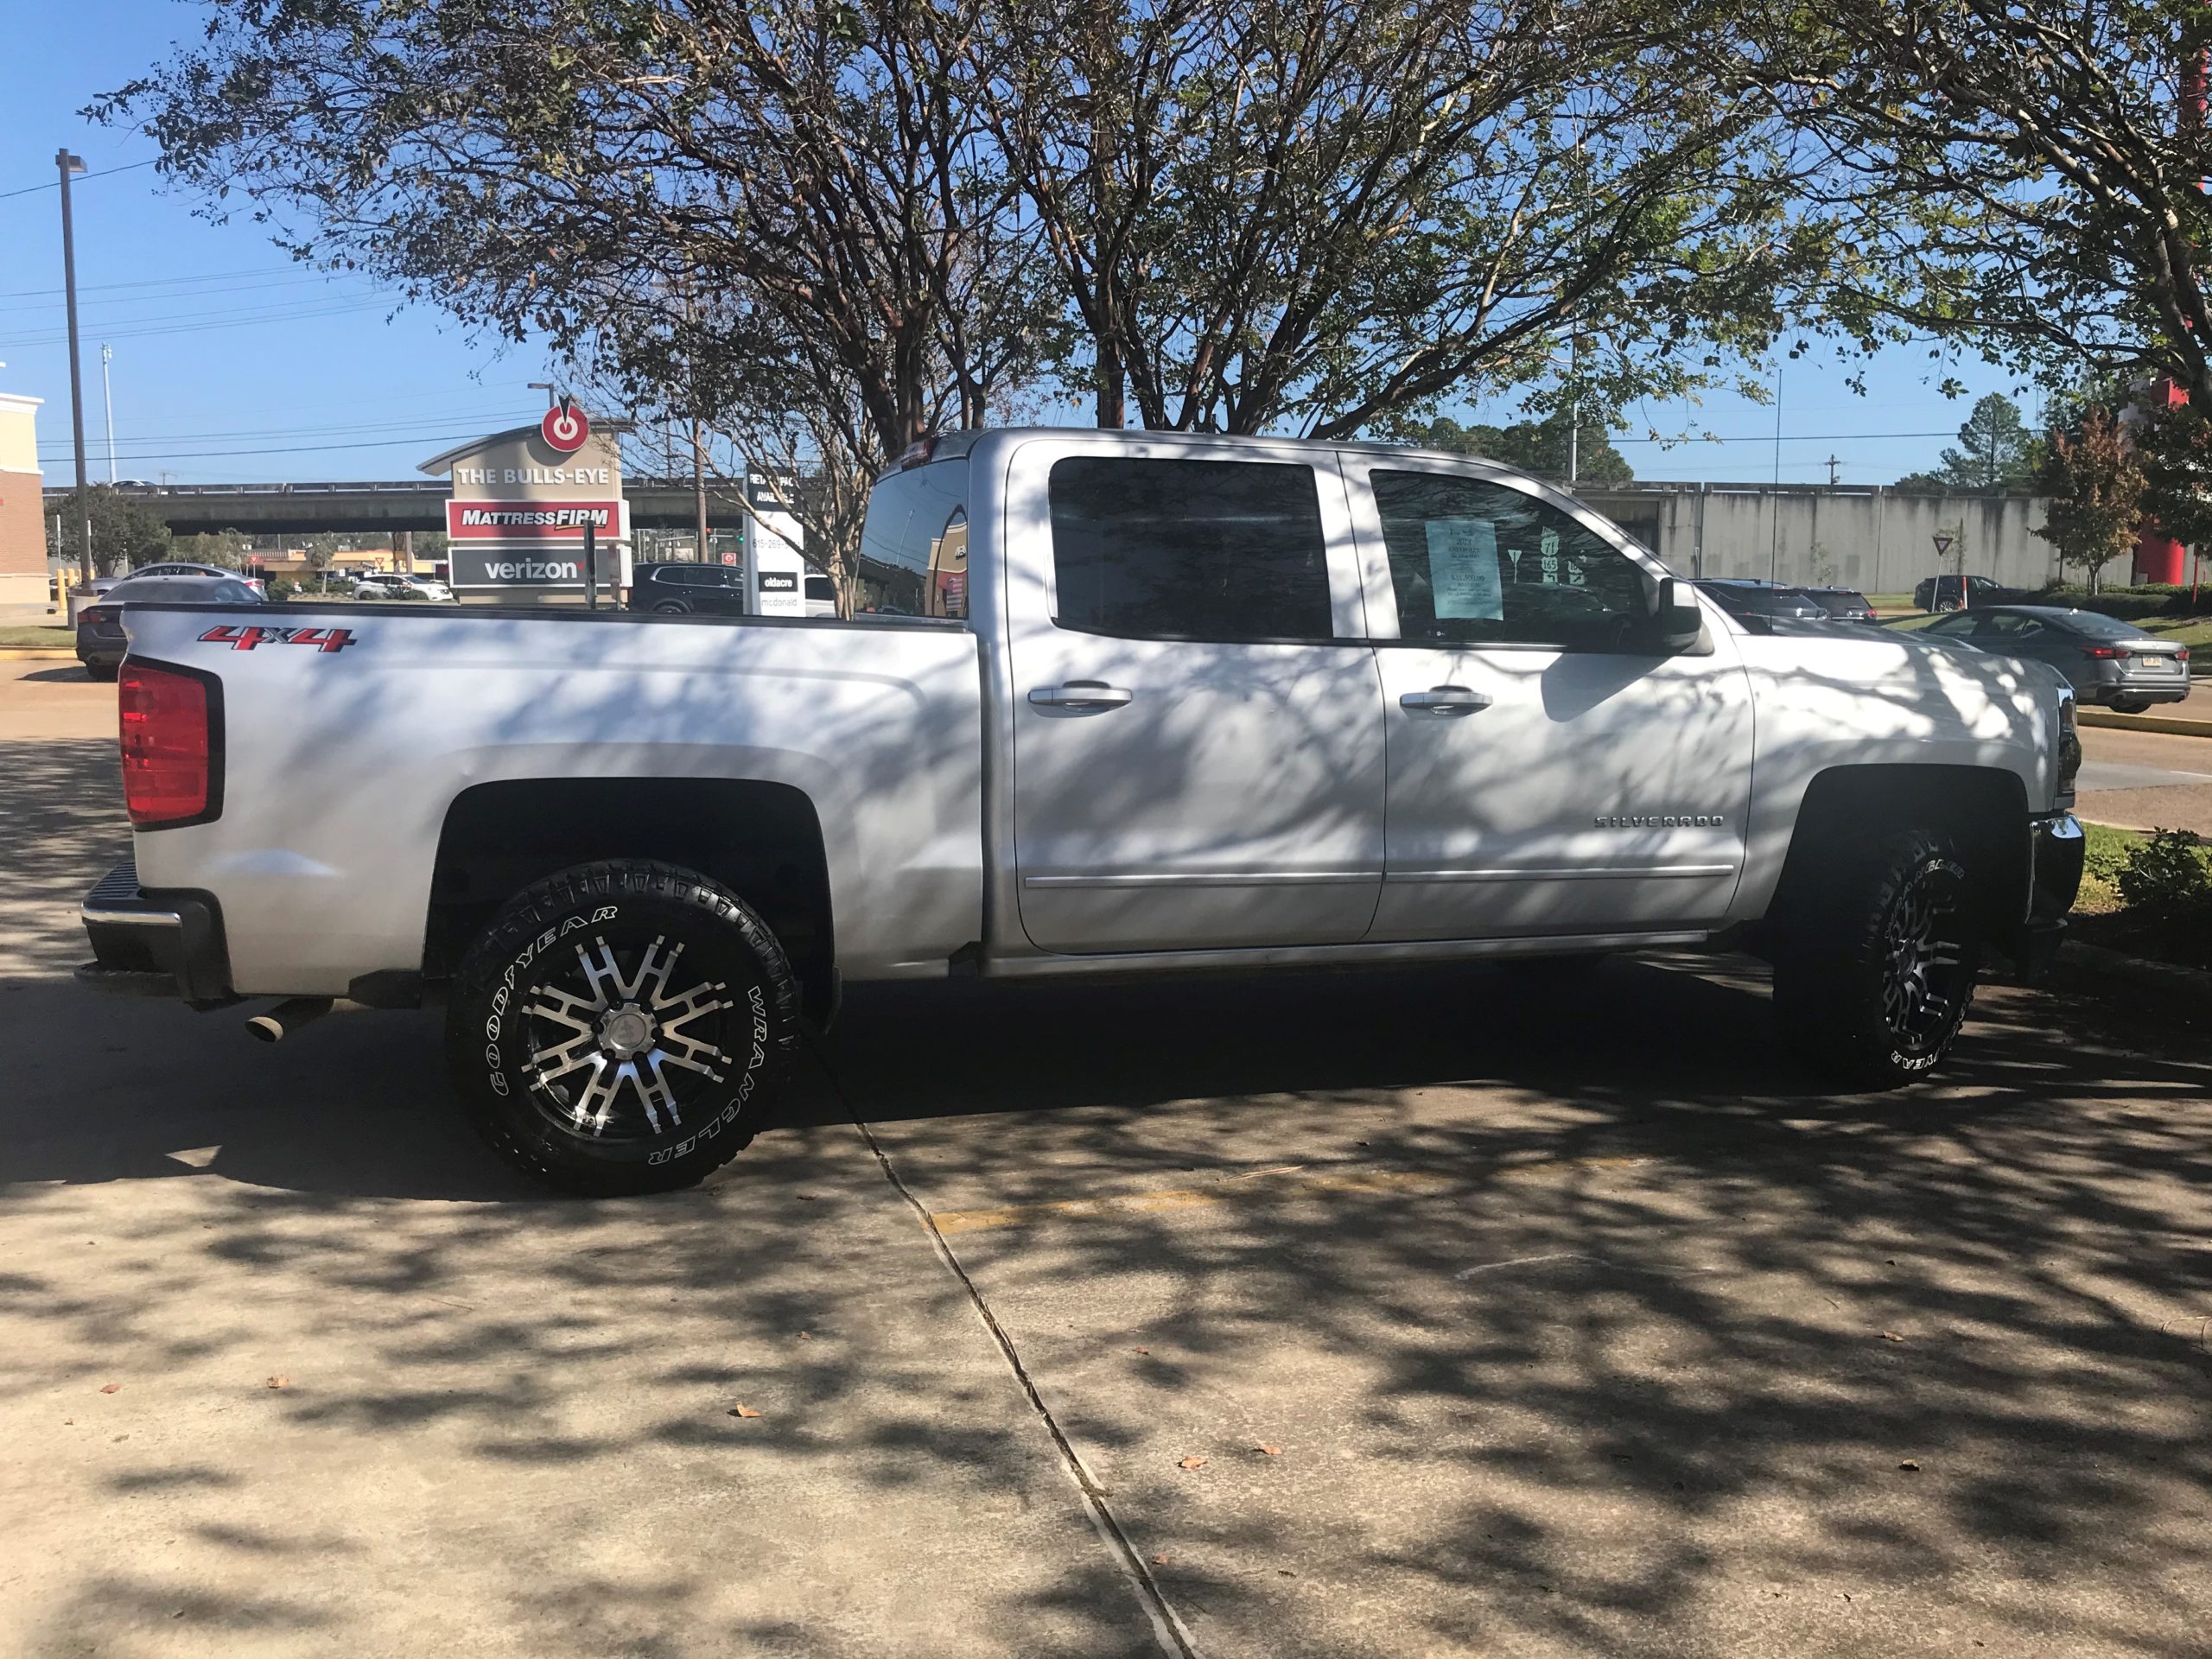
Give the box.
[1426,518,1503,620]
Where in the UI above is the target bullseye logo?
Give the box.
[540,397,590,455]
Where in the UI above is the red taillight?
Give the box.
[2081,645,2133,659]
[118,663,217,826]
[81,606,113,626]
[2179,647,2192,663]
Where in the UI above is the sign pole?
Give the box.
[584,522,598,611]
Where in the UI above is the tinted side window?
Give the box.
[1048,457,1331,641]
[860,458,963,616]
[1372,470,1653,650]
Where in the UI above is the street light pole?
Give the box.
[101,343,116,483]
[56,149,92,584]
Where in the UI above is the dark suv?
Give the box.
[629,561,747,615]
[1914,573,2032,613]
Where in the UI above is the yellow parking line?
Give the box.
[927,1154,1652,1236]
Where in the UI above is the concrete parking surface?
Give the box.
[4,660,2210,1657]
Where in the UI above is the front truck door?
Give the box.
[1005,441,1384,954]
[1342,460,1754,940]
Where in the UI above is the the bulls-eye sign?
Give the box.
[541,397,590,455]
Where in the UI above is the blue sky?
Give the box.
[3,2,2037,487]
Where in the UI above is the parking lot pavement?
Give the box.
[2075,724,2212,836]
[7,662,2212,1657]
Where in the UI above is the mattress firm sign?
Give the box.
[421,404,629,594]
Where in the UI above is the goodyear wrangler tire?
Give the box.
[1770,828,1980,1091]
[444,860,800,1196]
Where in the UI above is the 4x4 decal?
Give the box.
[199,624,358,653]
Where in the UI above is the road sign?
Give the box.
[1932,534,1954,556]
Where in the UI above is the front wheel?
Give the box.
[1771,828,1980,1090]
[651,600,689,614]
[444,860,801,1195]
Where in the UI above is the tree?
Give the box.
[44,485,172,575]
[985,0,1864,439]
[1420,414,1636,486]
[102,0,1061,606]
[2037,408,2145,594]
[1752,0,2212,409]
[2128,395,2212,563]
[170,529,251,569]
[1935,395,2040,490]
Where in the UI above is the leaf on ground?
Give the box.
[1879,1332,1905,1343]
[266,1376,289,1389]
[1178,1455,1207,1470]
[1257,1444,1282,1457]
[98,1383,119,1395]
[1149,1554,1169,1567]
[1898,1459,1921,1471]
[728,1404,763,1419]
[1132,1346,1149,1355]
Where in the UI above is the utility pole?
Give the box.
[100,344,117,483]
[691,416,709,565]
[56,149,92,584]
[1827,454,1840,486]
[1768,359,1783,583]
[1566,328,1580,488]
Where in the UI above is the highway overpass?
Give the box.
[43,477,755,537]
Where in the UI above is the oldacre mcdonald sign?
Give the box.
[418,400,630,594]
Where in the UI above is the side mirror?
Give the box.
[1653,576,1703,651]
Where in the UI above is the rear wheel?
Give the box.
[652,600,689,614]
[1771,828,1980,1090]
[444,860,800,1195]
[82,661,118,683]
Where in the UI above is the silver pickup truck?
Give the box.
[82,429,2083,1194]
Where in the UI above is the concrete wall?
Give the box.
[0,394,48,612]
[1580,485,2060,596]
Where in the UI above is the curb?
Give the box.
[2076,708,2212,739]
[0,648,77,662]
[2060,939,2212,993]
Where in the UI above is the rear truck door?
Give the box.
[1002,438,1385,953]
[1340,456,1755,940]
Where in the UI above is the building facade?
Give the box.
[0,393,48,613]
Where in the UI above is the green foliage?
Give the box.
[1416,413,1635,486]
[2111,829,2212,916]
[170,529,251,569]
[1934,395,2041,490]
[44,485,172,576]
[2036,408,2145,594]
[2128,397,2212,553]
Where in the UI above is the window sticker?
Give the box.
[1427,518,1503,620]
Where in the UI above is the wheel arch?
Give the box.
[426,777,836,1021]
[1767,764,2029,944]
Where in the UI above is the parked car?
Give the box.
[629,561,749,615]
[353,571,454,602]
[1914,573,2035,613]
[76,573,264,681]
[1920,605,2191,713]
[1807,588,1878,623]
[129,561,268,600]
[1692,579,1831,622]
[804,575,837,618]
[79,428,2082,1196]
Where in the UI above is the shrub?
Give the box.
[2113,828,2212,914]
[2039,583,2205,620]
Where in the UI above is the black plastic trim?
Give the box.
[118,653,226,830]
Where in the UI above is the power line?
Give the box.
[1611,429,1958,445]
[35,404,527,454]
[0,158,158,202]
[0,270,371,315]
[0,264,323,300]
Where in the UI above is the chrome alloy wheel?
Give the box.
[1880,859,1968,1053]
[522,935,737,1139]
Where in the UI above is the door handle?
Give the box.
[1028,681,1135,710]
[1400,685,1492,714]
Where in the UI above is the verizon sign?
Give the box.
[447,500,620,540]
[422,409,630,594]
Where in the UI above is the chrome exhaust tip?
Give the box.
[245,996,334,1044]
